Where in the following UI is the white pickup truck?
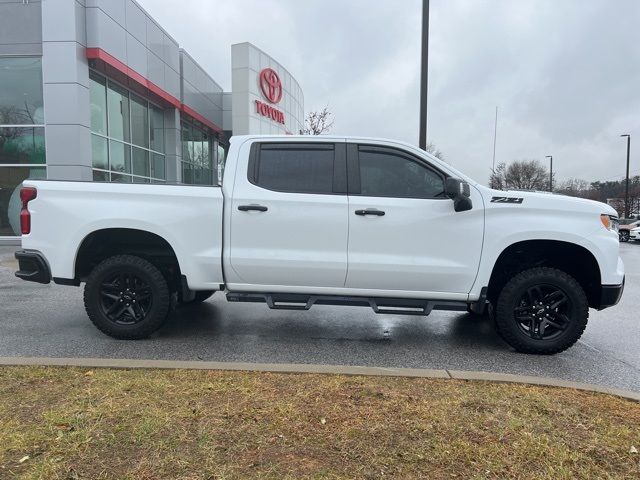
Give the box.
[15,135,624,354]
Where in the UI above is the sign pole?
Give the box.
[419,0,429,150]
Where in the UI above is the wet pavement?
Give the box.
[1,243,638,391]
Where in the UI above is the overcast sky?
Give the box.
[138,0,640,185]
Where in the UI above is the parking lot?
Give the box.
[1,243,638,391]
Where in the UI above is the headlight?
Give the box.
[600,214,619,232]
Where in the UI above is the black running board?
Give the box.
[226,292,468,316]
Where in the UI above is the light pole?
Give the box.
[419,0,429,150]
[492,106,498,172]
[545,155,553,192]
[621,134,631,218]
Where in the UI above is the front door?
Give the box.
[228,141,349,289]
[345,144,484,296]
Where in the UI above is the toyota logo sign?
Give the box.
[259,68,283,104]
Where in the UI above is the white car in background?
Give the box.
[630,226,640,241]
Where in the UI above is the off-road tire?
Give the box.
[84,255,170,339]
[495,267,589,355]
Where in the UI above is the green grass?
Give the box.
[0,366,638,479]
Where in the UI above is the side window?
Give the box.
[253,144,335,194]
[357,147,445,199]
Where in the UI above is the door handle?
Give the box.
[238,204,268,212]
[355,208,385,216]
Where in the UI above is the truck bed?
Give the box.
[20,180,225,290]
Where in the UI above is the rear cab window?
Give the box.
[248,142,346,194]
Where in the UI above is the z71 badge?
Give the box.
[491,196,524,204]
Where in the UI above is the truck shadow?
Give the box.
[160,300,508,353]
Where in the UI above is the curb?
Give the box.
[0,356,638,402]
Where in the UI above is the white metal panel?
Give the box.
[470,186,624,296]
[86,6,127,63]
[86,0,126,27]
[345,189,485,295]
[230,43,305,136]
[42,41,89,87]
[223,137,349,288]
[228,190,349,287]
[125,0,147,44]
[20,181,225,290]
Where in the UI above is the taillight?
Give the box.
[20,186,37,235]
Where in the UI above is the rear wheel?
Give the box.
[619,230,630,242]
[495,267,588,354]
[84,255,171,339]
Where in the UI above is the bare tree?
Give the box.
[300,106,334,135]
[488,162,507,190]
[0,107,23,151]
[489,159,552,191]
[556,178,590,197]
[424,142,445,161]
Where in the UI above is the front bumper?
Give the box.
[599,278,624,310]
[630,230,640,240]
[15,250,51,284]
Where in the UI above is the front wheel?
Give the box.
[83,255,171,339]
[495,267,588,354]
[619,231,630,242]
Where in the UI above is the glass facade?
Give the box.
[217,143,226,185]
[89,71,166,183]
[0,57,46,237]
[181,119,220,185]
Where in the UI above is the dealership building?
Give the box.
[0,0,304,242]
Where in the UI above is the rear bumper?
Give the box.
[599,278,624,310]
[15,250,51,284]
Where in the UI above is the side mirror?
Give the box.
[445,178,473,212]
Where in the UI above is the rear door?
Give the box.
[345,143,484,296]
[228,141,349,289]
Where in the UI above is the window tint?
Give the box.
[255,144,335,194]
[0,57,44,125]
[89,70,167,183]
[106,82,130,142]
[180,120,216,185]
[150,105,164,153]
[109,140,131,174]
[89,73,107,135]
[217,143,226,184]
[91,135,108,170]
[130,94,149,148]
[0,127,45,165]
[358,147,445,199]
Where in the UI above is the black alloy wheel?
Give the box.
[619,230,630,242]
[99,272,153,325]
[513,284,571,341]
[84,255,171,339]
[495,267,589,354]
